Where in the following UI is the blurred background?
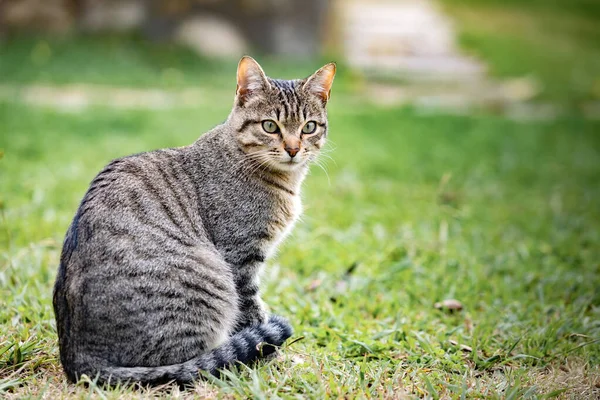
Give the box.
[0,0,599,113]
[1,1,600,397]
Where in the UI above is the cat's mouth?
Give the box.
[275,157,306,171]
[279,153,304,165]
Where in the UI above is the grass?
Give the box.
[440,0,600,105]
[1,27,600,400]
[0,34,349,91]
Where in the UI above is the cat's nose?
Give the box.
[285,146,300,158]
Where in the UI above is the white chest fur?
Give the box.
[263,194,302,259]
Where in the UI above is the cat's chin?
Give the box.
[271,160,307,173]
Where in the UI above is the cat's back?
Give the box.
[70,147,205,253]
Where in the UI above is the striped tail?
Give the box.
[95,315,292,385]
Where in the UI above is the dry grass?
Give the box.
[532,359,600,400]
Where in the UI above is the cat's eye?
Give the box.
[302,121,317,134]
[262,120,279,134]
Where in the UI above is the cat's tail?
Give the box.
[95,315,292,386]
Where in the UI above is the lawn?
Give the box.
[1,13,600,400]
[440,0,600,105]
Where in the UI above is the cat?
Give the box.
[52,56,336,386]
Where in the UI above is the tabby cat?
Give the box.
[52,56,335,385]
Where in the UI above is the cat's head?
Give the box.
[229,56,336,173]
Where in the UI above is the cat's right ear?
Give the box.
[303,62,336,104]
[236,56,269,105]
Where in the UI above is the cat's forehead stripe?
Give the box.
[269,79,303,121]
[277,90,291,120]
[269,78,301,90]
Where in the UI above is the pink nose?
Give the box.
[285,147,300,158]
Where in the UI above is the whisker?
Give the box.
[245,153,273,176]
[233,150,272,172]
[308,153,331,186]
[316,153,336,166]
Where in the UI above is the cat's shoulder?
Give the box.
[97,147,183,178]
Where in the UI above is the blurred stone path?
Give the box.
[0,84,206,112]
[2,81,595,121]
[335,0,599,119]
[340,0,484,82]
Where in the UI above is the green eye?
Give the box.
[262,120,279,134]
[302,121,317,134]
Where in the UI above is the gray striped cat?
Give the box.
[52,56,336,385]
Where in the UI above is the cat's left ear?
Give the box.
[236,56,269,105]
[303,62,336,104]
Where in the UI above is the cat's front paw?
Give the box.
[267,314,293,342]
[252,314,293,358]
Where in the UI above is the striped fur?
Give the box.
[53,57,335,386]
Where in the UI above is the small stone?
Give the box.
[449,339,472,352]
[434,299,464,312]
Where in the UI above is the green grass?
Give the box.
[1,32,600,398]
[0,35,349,91]
[440,0,600,105]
